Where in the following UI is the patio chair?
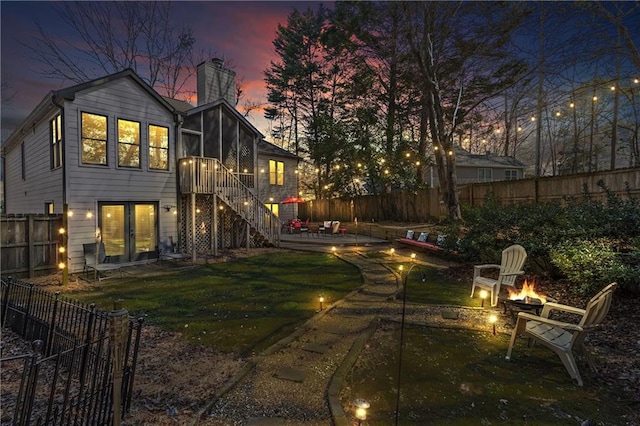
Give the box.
[331,221,341,235]
[506,282,617,386]
[83,242,122,281]
[300,218,309,236]
[158,236,192,263]
[470,244,527,306]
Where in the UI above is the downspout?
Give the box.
[174,112,184,253]
[51,92,68,285]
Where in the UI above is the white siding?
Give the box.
[4,108,64,214]
[62,78,179,272]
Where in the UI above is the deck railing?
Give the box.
[178,157,280,246]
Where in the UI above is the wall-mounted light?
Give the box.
[86,210,93,219]
[163,205,176,212]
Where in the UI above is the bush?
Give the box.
[550,238,637,295]
[452,185,640,293]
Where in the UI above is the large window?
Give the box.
[117,118,140,168]
[50,115,62,169]
[505,169,518,180]
[81,112,108,165]
[269,160,284,186]
[149,125,169,170]
[477,168,493,182]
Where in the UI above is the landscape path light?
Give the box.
[354,398,370,424]
[480,290,488,308]
[489,314,498,335]
[395,263,426,425]
[318,295,324,311]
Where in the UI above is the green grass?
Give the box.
[383,261,476,307]
[69,252,362,354]
[342,323,635,425]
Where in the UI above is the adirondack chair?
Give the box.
[471,244,527,306]
[506,283,617,386]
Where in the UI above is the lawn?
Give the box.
[341,323,635,425]
[68,251,362,354]
[339,255,636,426]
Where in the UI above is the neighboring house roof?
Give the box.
[454,145,526,169]
[258,139,299,160]
[162,96,194,113]
[184,98,265,138]
[3,69,176,152]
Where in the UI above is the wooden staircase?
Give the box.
[178,156,280,249]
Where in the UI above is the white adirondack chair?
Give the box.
[471,244,527,306]
[505,282,617,386]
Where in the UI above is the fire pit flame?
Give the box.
[508,280,547,304]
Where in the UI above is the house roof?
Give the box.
[3,69,176,151]
[258,139,299,160]
[162,96,194,113]
[454,145,526,169]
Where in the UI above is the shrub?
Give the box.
[550,238,638,295]
[453,184,639,291]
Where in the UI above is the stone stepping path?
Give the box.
[325,325,349,335]
[302,342,330,354]
[441,310,459,320]
[274,367,306,383]
[247,417,286,425]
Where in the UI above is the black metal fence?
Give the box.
[0,277,143,425]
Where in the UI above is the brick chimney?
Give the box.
[196,58,237,106]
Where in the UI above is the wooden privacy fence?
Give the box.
[300,167,640,223]
[1,214,62,278]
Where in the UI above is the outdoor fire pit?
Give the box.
[498,280,556,319]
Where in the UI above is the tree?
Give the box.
[400,2,530,220]
[23,2,196,98]
[265,5,358,198]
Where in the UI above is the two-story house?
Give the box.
[2,59,298,273]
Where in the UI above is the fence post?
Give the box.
[1,276,11,327]
[45,291,61,357]
[17,339,44,426]
[78,303,96,388]
[21,284,35,336]
[109,301,129,426]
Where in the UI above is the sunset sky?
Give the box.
[1,1,327,141]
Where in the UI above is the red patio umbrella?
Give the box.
[281,196,305,204]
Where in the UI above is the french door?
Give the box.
[98,202,158,262]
